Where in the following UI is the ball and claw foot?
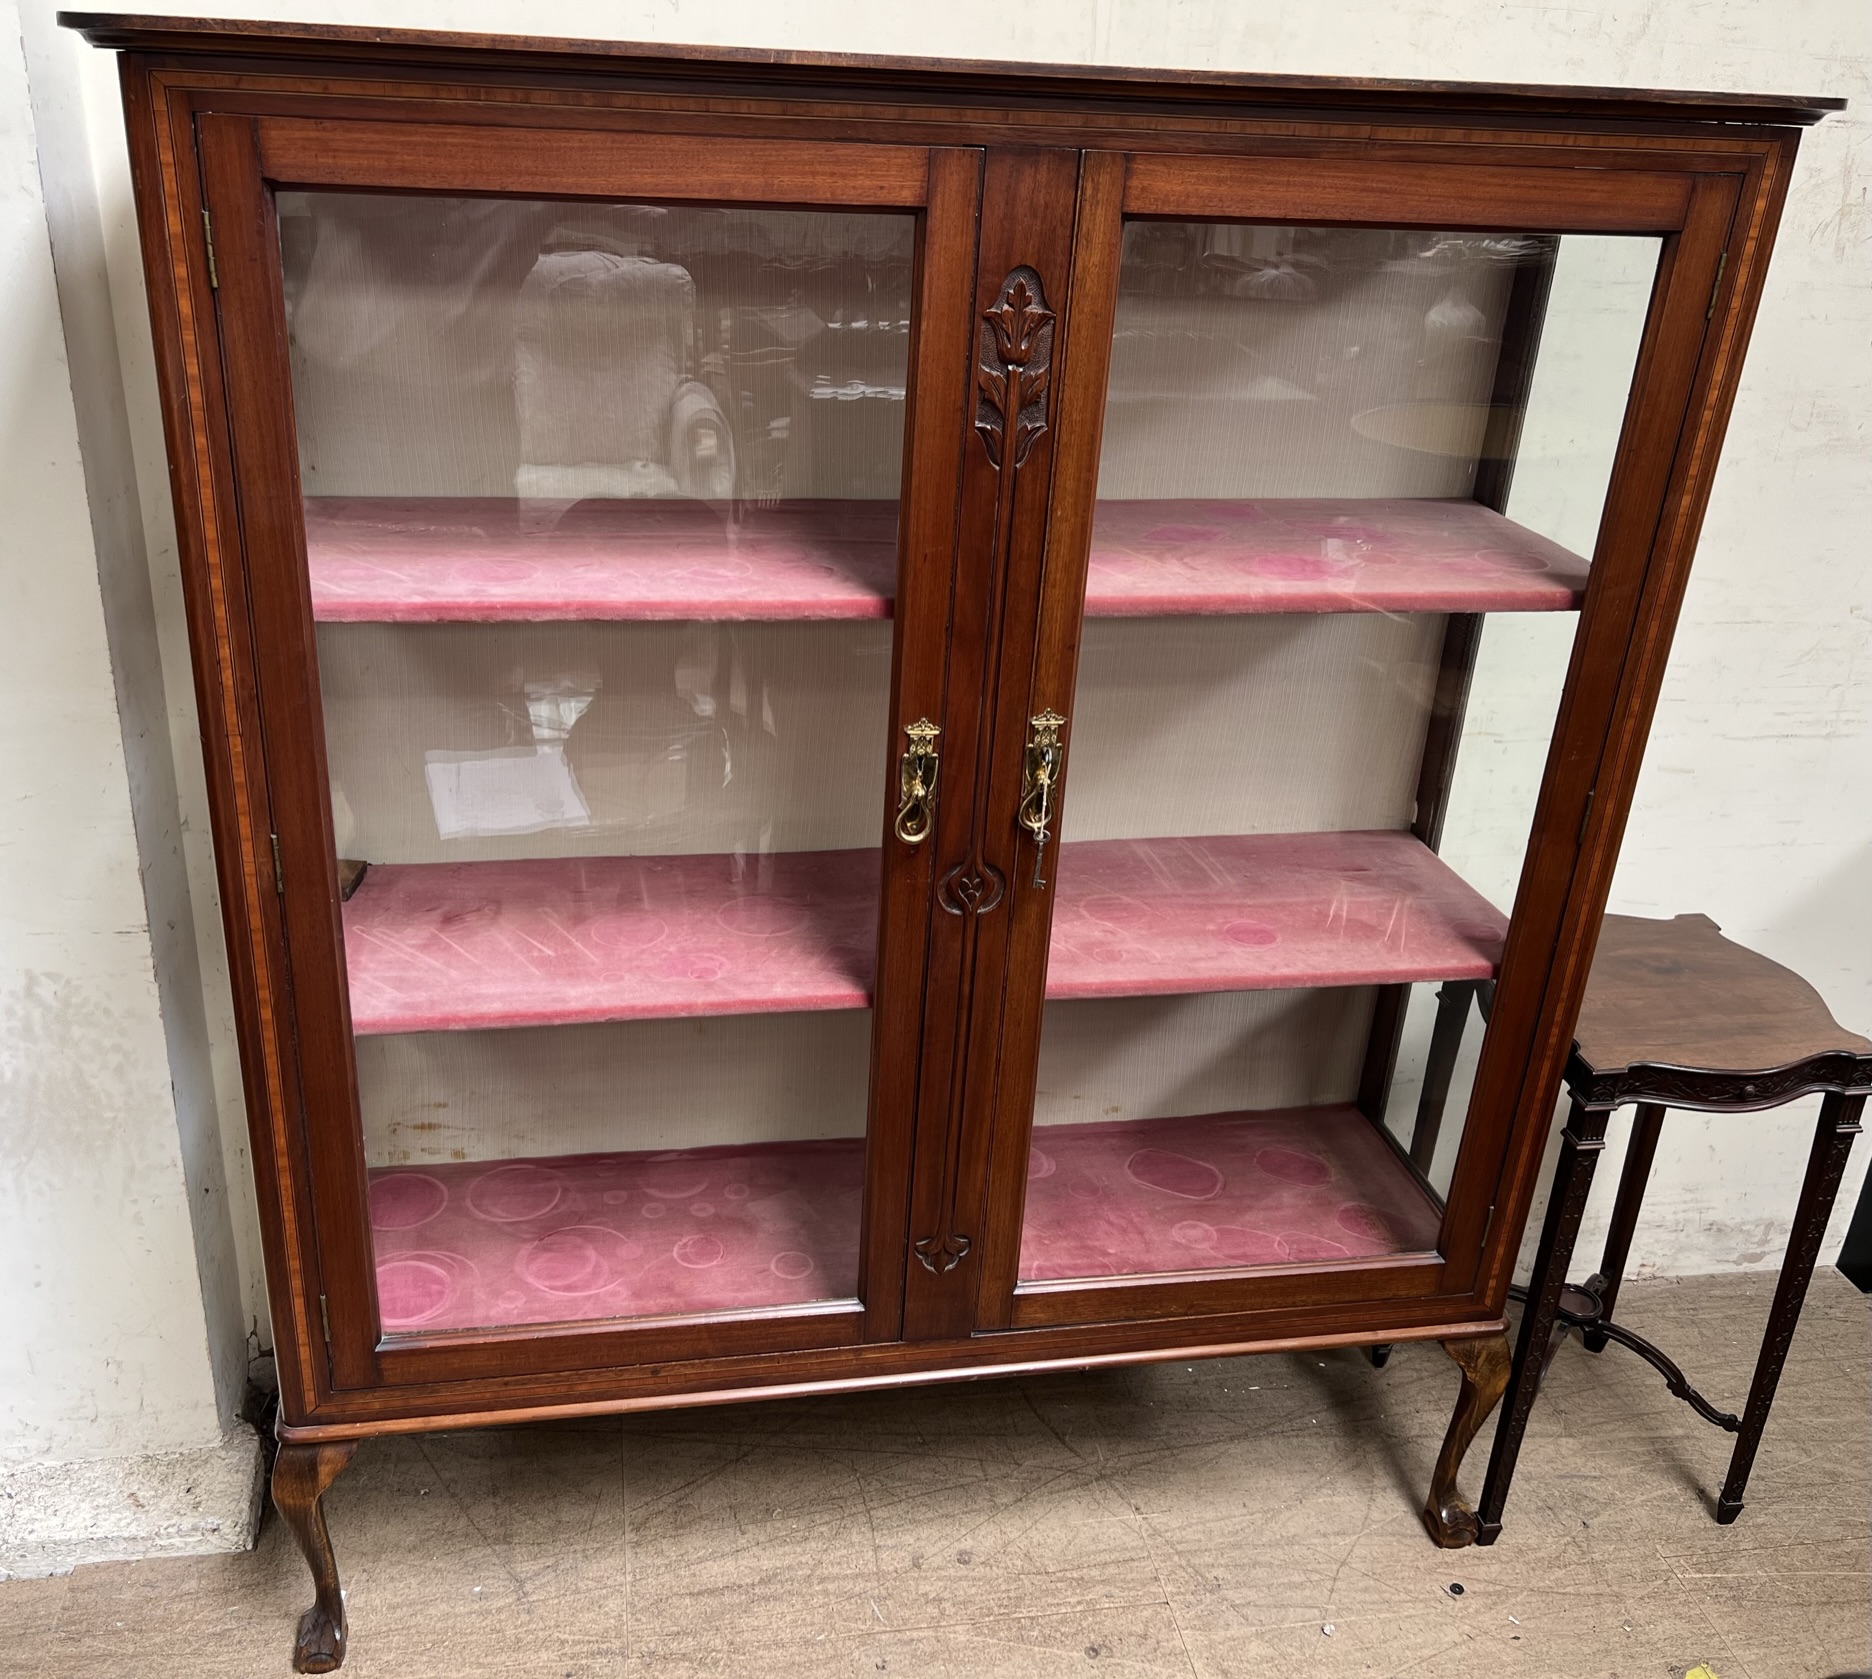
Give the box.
[293,1598,347,1675]
[273,1440,358,1674]
[1421,1332,1511,1549]
[1424,1486,1483,1548]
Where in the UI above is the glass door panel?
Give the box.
[1019,223,1659,1287]
[281,192,915,1334]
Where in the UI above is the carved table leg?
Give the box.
[1421,1330,1512,1547]
[273,1440,359,1673]
[1582,1102,1665,1352]
[1716,1093,1862,1523]
[1409,979,1482,1174]
[1476,1097,1611,1544]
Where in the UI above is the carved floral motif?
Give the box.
[938,862,1005,918]
[914,1232,972,1275]
[974,266,1055,471]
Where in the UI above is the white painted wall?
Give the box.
[2,0,1863,1570]
[1,0,259,1578]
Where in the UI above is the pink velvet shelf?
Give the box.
[342,831,1506,1036]
[363,1104,1439,1334]
[367,1137,865,1334]
[305,496,1588,623]
[1019,1105,1443,1283]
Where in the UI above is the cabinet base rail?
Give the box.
[271,1322,1507,1668]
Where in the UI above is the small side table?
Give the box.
[1476,913,1871,1542]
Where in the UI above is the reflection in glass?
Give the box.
[1019,225,1660,1286]
[280,194,915,1332]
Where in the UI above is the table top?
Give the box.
[1569,914,1872,1106]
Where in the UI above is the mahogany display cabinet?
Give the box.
[67,13,1834,1670]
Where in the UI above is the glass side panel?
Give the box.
[280,193,914,1333]
[1020,226,1660,1286]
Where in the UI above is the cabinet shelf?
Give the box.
[1043,831,1505,999]
[306,498,899,624]
[342,830,1506,1035]
[365,1098,1443,1335]
[306,495,1587,624]
[1018,1104,1444,1283]
[343,848,882,1035]
[1081,498,1587,616]
[367,1136,864,1334]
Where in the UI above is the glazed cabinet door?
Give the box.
[963,149,1739,1335]
[193,111,983,1391]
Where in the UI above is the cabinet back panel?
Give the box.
[356,1011,873,1166]
[318,618,893,863]
[282,193,914,502]
[1094,225,1512,501]
[1034,988,1379,1127]
[1063,612,1442,842]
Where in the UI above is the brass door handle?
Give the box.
[894,718,941,846]
[1017,709,1066,886]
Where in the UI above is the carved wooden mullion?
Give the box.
[916,265,1056,1277]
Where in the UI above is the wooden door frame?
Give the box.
[969,146,1755,1332]
[190,105,982,1408]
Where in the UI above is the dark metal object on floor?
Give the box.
[1475,913,1872,1542]
[1835,1150,1872,1290]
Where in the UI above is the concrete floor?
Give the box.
[2,1271,1866,1679]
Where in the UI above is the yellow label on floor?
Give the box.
[1685,1667,1721,1679]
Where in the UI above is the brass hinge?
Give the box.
[319,1294,332,1346]
[201,210,219,290]
[1707,250,1728,320]
[270,833,284,895]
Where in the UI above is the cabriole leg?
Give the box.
[1421,1330,1511,1547]
[273,1440,359,1673]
